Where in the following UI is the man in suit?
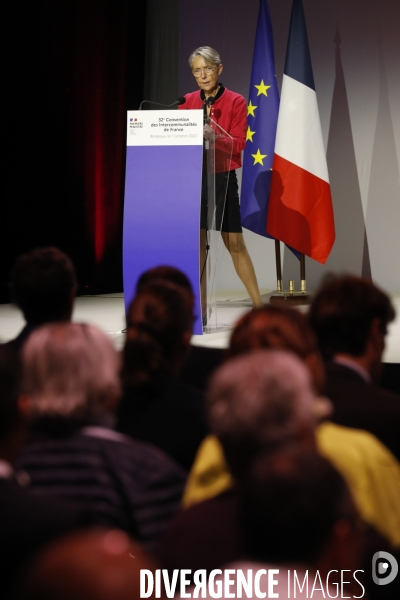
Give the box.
[6,246,77,350]
[0,346,90,597]
[309,274,400,461]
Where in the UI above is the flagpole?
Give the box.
[300,253,306,293]
[275,240,283,292]
[270,246,311,305]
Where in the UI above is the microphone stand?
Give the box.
[200,97,217,328]
[200,97,215,285]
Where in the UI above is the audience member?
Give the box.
[157,308,400,577]
[206,351,320,480]
[234,448,363,599]
[181,306,330,507]
[15,529,159,600]
[18,322,186,547]
[117,280,207,471]
[157,350,328,575]
[0,346,90,597]
[136,265,224,391]
[182,308,400,542]
[7,247,77,350]
[309,274,400,460]
[136,265,194,298]
[227,304,326,393]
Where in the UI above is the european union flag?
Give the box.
[241,0,279,237]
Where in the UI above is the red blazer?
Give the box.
[179,87,247,172]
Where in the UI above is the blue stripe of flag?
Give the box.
[284,0,315,90]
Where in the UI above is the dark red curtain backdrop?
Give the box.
[70,1,128,271]
[2,1,146,301]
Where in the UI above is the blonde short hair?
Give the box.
[22,323,121,422]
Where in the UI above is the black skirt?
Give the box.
[201,170,243,233]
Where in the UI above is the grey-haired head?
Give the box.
[207,350,324,478]
[188,46,222,68]
[22,322,121,424]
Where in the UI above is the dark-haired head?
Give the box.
[228,305,325,393]
[240,447,358,566]
[136,265,194,297]
[309,274,395,360]
[10,247,77,325]
[122,281,194,387]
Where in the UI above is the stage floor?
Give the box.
[1,292,400,363]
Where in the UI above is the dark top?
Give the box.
[156,488,243,578]
[155,484,398,600]
[380,363,400,395]
[117,375,208,471]
[18,426,186,548]
[324,362,400,461]
[180,345,224,391]
[0,476,90,598]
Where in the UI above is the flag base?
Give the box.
[269,291,312,306]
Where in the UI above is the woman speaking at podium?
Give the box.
[179,46,263,313]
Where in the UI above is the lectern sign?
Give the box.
[127,110,203,146]
[123,109,204,334]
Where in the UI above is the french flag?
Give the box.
[266,0,335,264]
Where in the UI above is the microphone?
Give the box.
[203,96,216,123]
[204,96,215,108]
[139,97,186,110]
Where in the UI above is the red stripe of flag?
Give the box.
[267,154,335,264]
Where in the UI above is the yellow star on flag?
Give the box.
[247,100,258,117]
[254,79,271,97]
[246,126,256,142]
[251,149,267,166]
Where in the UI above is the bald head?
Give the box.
[16,529,159,600]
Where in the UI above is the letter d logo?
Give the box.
[372,551,398,586]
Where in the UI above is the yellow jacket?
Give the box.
[183,422,400,548]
